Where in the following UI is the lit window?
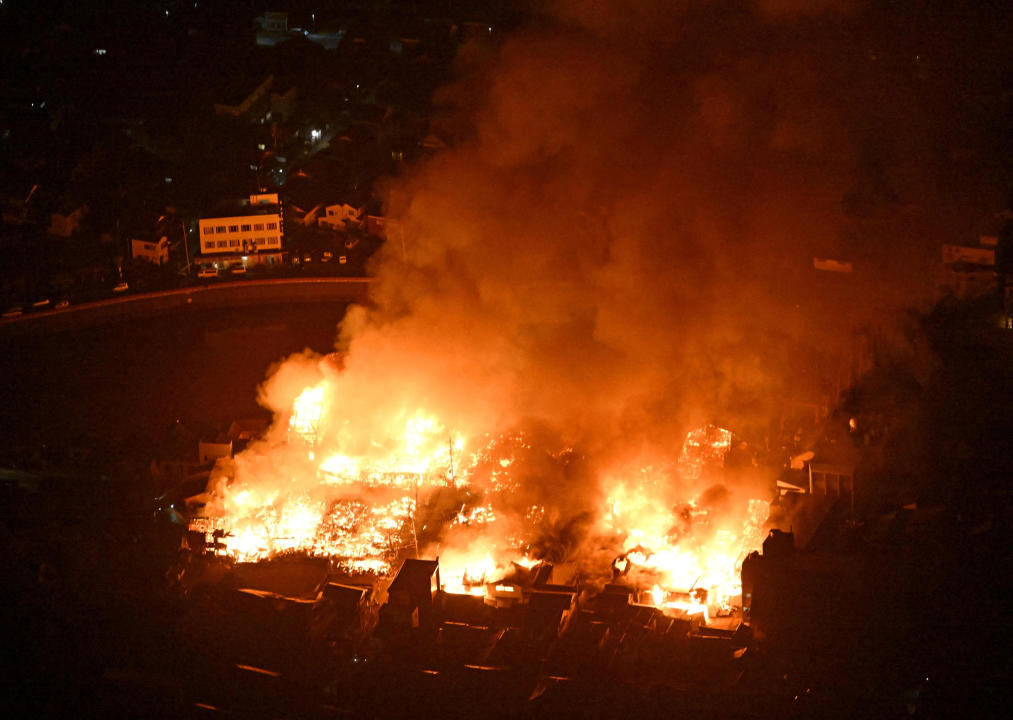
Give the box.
[241,224,251,232]
[215,226,226,233]
[254,223,265,231]
[217,240,227,248]
[266,222,278,230]
[203,226,213,235]
[228,225,239,233]
[230,239,240,247]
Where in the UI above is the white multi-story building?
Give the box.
[198,194,284,265]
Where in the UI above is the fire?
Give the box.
[440,551,498,596]
[608,492,770,616]
[289,384,327,441]
[195,378,769,621]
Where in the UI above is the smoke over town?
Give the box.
[217,0,997,582]
[336,0,919,440]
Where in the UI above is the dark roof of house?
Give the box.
[228,418,270,441]
[216,74,273,109]
[387,558,439,596]
[526,589,577,613]
[202,199,281,220]
[323,582,370,615]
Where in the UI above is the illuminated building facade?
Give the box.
[198,193,284,267]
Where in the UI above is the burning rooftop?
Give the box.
[187,363,771,623]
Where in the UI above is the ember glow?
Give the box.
[196,373,769,619]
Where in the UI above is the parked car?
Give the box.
[113,281,129,293]
[321,251,333,263]
[230,265,247,275]
[2,306,23,319]
[31,298,51,310]
[339,255,347,264]
[197,266,218,278]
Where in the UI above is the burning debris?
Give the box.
[186,372,770,626]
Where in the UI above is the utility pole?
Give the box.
[412,476,420,559]
[181,219,191,274]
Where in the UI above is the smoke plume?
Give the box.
[224,0,1006,579]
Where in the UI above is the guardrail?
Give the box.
[1,277,374,336]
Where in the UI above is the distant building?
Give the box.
[937,241,996,299]
[254,11,342,49]
[198,193,284,267]
[366,214,401,240]
[131,235,169,265]
[48,202,87,237]
[419,133,448,153]
[198,438,232,465]
[215,75,274,122]
[226,418,269,454]
[381,558,440,632]
[270,85,298,123]
[812,257,853,273]
[807,462,856,513]
[227,418,268,443]
[318,202,365,231]
[258,11,288,33]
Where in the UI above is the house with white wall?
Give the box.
[131,235,170,264]
[318,202,366,231]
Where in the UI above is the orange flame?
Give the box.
[196,380,768,620]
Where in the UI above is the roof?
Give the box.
[527,589,577,613]
[201,201,281,221]
[323,582,370,615]
[230,556,330,599]
[216,74,273,111]
[387,558,439,596]
[228,418,269,441]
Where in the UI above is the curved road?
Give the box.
[1,277,373,336]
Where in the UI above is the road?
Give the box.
[0,277,373,337]
[1,280,372,453]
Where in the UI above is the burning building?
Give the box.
[188,371,771,628]
[176,0,957,704]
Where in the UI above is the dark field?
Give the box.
[1,302,351,452]
[2,303,349,716]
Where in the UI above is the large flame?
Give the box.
[195,374,769,620]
